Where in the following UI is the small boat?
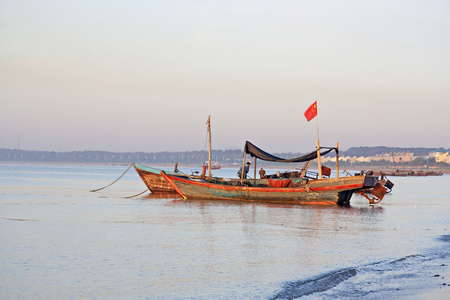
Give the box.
[205,162,221,170]
[161,141,385,206]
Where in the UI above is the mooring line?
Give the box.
[125,189,149,198]
[90,163,133,192]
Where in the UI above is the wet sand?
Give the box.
[410,264,449,299]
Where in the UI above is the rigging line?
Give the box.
[125,189,149,199]
[90,163,133,192]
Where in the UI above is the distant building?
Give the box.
[356,156,372,163]
[328,156,357,164]
[436,152,450,164]
[371,152,414,163]
[429,148,447,159]
[329,152,415,164]
[393,152,414,163]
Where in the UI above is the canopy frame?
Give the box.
[243,141,338,163]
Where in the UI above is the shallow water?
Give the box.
[1,164,449,299]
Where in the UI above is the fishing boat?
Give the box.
[161,141,385,205]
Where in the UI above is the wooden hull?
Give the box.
[133,163,177,193]
[161,172,369,205]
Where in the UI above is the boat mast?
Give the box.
[207,115,212,177]
[316,140,323,179]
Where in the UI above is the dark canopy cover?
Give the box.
[244,141,338,163]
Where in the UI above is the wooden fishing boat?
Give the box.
[161,141,385,205]
[161,172,377,205]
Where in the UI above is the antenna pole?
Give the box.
[207,116,212,177]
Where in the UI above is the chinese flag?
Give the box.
[304,101,317,122]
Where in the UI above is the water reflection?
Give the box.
[143,192,181,200]
[136,197,387,241]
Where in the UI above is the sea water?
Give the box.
[1,164,449,299]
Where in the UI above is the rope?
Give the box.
[90,164,133,192]
[125,189,149,198]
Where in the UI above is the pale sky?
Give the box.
[1,0,449,153]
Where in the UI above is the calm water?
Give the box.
[1,164,449,299]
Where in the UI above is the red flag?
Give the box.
[304,101,317,122]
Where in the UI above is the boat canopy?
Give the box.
[244,141,338,163]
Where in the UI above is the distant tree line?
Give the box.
[0,146,440,165]
[0,148,244,165]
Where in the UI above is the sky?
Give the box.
[1,0,449,153]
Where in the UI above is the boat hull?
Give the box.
[133,163,176,193]
[161,172,369,205]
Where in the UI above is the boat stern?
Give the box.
[359,174,388,204]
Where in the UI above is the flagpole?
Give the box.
[305,100,322,179]
[316,111,320,142]
[315,102,322,179]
